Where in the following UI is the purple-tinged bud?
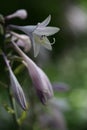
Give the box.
[11,32,31,52]
[12,41,53,104]
[5,9,28,20]
[24,58,54,104]
[3,53,27,110]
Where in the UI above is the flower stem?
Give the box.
[8,86,21,130]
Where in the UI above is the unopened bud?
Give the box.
[6,9,28,20]
[11,32,31,52]
[3,53,27,110]
[11,41,54,104]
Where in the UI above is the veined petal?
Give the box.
[41,37,52,50]
[33,34,52,56]
[38,15,51,27]
[33,36,40,57]
[35,27,60,36]
[42,42,52,50]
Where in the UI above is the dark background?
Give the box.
[0,0,87,130]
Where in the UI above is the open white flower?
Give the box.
[10,15,60,57]
[12,41,53,104]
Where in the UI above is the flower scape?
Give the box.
[0,9,60,115]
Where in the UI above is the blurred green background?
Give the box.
[1,0,87,130]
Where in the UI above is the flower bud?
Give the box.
[3,53,27,110]
[12,41,53,104]
[6,9,28,20]
[11,32,31,52]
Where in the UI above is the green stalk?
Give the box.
[8,86,21,130]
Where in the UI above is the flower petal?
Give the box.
[35,27,60,36]
[33,36,40,57]
[42,42,52,50]
[39,15,51,27]
[33,35,52,51]
[41,37,52,50]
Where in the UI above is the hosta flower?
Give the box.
[5,9,28,20]
[12,41,53,104]
[10,15,60,57]
[3,53,27,110]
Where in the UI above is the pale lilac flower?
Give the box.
[10,15,60,57]
[12,41,53,104]
[3,53,27,110]
[5,9,28,20]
